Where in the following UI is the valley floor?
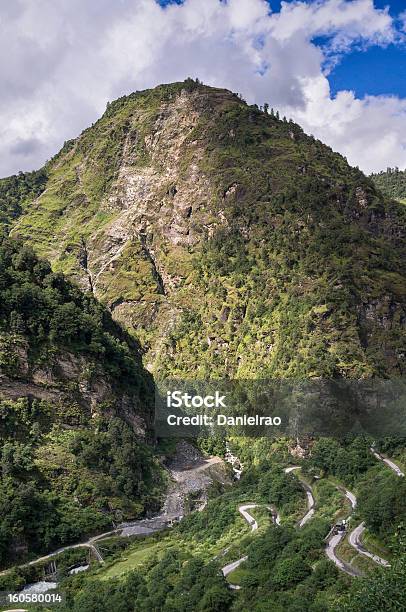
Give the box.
[1,438,405,612]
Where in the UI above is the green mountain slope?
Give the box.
[2,80,405,379]
[0,237,164,567]
[0,168,47,230]
[371,167,406,202]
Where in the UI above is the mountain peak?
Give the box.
[3,80,406,378]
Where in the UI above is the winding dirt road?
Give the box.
[326,483,392,575]
[326,530,360,576]
[342,446,405,571]
[250,463,393,578]
[370,447,405,477]
[284,468,390,576]
[221,503,280,589]
[220,466,316,590]
[284,466,315,528]
[284,468,362,576]
[325,486,362,577]
[349,522,390,567]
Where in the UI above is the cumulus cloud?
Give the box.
[0,0,405,176]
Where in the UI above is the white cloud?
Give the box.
[270,0,393,48]
[400,10,406,32]
[288,75,406,171]
[0,0,405,176]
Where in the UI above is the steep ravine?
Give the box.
[0,442,230,584]
[0,237,163,568]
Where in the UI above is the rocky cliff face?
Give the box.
[0,237,154,433]
[6,80,406,378]
[0,344,148,435]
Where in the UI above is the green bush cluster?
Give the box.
[0,169,47,230]
[60,550,232,612]
[371,167,406,201]
[308,436,375,485]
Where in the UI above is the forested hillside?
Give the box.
[371,167,406,202]
[0,237,164,567]
[0,169,47,230]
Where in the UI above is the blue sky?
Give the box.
[326,0,406,98]
[275,0,406,100]
[158,0,406,100]
[1,0,406,176]
[330,44,406,98]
